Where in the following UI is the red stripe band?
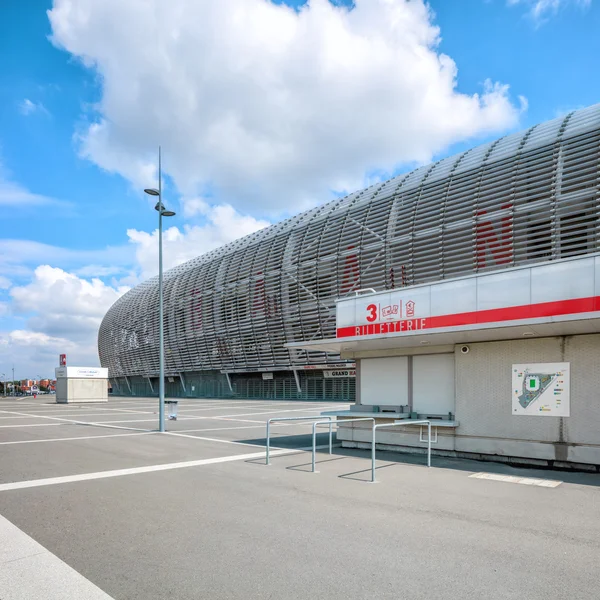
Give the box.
[336,296,600,338]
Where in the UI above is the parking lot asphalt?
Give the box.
[1,396,599,600]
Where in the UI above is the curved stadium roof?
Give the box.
[99,103,600,378]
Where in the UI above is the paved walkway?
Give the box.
[0,514,114,600]
[0,396,598,599]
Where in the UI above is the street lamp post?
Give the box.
[1,374,5,398]
[144,146,176,433]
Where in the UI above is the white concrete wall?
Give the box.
[56,378,108,403]
[455,334,600,466]
[455,336,562,461]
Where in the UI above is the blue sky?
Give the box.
[0,0,598,378]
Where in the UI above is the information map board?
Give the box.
[512,363,570,417]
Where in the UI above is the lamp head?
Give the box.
[144,188,160,197]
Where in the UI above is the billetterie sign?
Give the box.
[336,257,600,339]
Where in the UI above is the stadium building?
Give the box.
[100,104,600,466]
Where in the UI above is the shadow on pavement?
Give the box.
[241,434,600,488]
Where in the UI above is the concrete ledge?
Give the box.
[338,425,457,451]
[0,514,114,599]
[323,410,459,427]
[341,440,600,471]
[56,398,108,404]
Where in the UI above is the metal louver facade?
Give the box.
[99,104,600,397]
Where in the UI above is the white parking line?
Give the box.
[0,422,65,428]
[209,416,268,424]
[176,425,268,434]
[213,405,348,418]
[0,447,298,492]
[0,406,343,427]
[0,431,155,445]
[177,402,295,412]
[469,472,562,487]
[165,431,267,448]
[0,411,154,419]
[0,409,152,433]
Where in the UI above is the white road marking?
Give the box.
[0,422,64,428]
[0,411,153,419]
[0,405,344,428]
[0,431,155,446]
[209,416,268,424]
[167,431,334,452]
[177,419,312,432]
[212,405,347,418]
[78,406,157,414]
[165,431,269,448]
[0,514,115,599]
[176,425,271,434]
[0,409,152,433]
[176,402,293,412]
[0,415,60,419]
[0,447,300,492]
[469,472,562,487]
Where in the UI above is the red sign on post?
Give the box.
[59,354,67,366]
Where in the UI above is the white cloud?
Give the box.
[0,266,129,376]
[18,98,49,116]
[0,329,79,379]
[128,203,269,279]
[10,265,129,340]
[49,0,525,216]
[0,175,58,208]
[507,0,591,22]
[73,265,128,278]
[7,330,73,348]
[0,276,10,290]
[0,156,67,208]
[0,238,134,283]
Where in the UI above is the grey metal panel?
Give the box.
[98,103,600,378]
[476,269,530,311]
[530,259,594,303]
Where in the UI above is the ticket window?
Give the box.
[359,354,455,416]
[412,354,455,417]
[360,357,409,408]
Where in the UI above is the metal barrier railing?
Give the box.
[372,420,431,483]
[266,416,334,465]
[310,417,376,473]
[265,416,433,484]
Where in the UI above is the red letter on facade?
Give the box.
[475,203,513,268]
[340,246,360,294]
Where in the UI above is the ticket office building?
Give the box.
[289,255,600,470]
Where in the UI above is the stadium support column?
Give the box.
[293,369,302,394]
